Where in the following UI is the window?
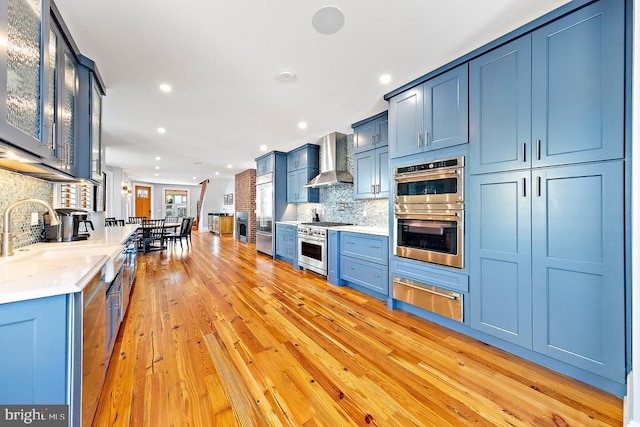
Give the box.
[165,189,188,217]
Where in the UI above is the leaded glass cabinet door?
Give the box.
[0,0,51,157]
[90,78,102,180]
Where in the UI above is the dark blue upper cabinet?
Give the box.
[256,152,274,176]
[286,144,319,203]
[469,36,532,175]
[424,64,468,151]
[74,56,105,182]
[352,111,388,154]
[532,0,624,167]
[389,64,468,159]
[0,0,52,159]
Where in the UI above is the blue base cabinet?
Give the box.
[0,295,69,404]
[275,223,298,265]
[338,232,389,297]
[469,161,625,382]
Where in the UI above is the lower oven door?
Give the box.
[394,210,463,268]
[297,235,327,275]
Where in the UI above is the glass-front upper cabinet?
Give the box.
[48,19,77,173]
[0,0,52,158]
[75,55,105,182]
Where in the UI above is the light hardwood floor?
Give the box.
[93,230,623,426]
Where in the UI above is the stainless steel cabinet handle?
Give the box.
[424,131,429,146]
[522,177,526,198]
[394,279,459,300]
[371,184,375,194]
[536,139,541,160]
[536,176,541,197]
[369,245,380,249]
[370,273,380,278]
[345,241,354,244]
[416,133,421,147]
[522,142,526,162]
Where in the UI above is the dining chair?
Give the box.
[128,216,145,224]
[186,217,195,245]
[140,219,166,254]
[105,217,118,227]
[164,216,180,224]
[165,217,191,250]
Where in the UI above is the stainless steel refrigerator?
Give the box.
[255,173,274,255]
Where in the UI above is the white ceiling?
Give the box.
[54,0,569,185]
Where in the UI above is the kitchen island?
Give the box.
[0,224,139,427]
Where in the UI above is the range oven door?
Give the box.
[394,168,463,205]
[394,210,463,269]
[297,234,327,275]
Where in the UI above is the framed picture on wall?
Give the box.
[224,193,233,205]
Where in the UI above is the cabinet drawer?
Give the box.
[340,232,388,265]
[393,276,463,322]
[340,256,388,295]
[391,259,468,293]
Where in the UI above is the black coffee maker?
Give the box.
[44,209,90,242]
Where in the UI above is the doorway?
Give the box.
[165,189,188,217]
[135,185,151,218]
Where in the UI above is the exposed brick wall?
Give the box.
[234,169,256,243]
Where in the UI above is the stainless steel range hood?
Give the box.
[305,132,352,188]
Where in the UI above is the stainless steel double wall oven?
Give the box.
[393,156,464,269]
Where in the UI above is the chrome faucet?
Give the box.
[1,198,60,257]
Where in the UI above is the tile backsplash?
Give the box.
[0,169,54,249]
[296,133,389,229]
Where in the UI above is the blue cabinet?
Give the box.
[327,230,341,285]
[469,36,532,174]
[470,0,624,174]
[0,295,69,404]
[353,146,388,200]
[339,232,389,297]
[0,0,50,159]
[469,161,625,382]
[74,56,105,182]
[352,112,389,200]
[286,144,319,203]
[469,170,532,347]
[275,223,297,264]
[388,64,468,159]
[352,111,388,154]
[256,153,274,176]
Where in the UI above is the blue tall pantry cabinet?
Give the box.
[468,0,626,386]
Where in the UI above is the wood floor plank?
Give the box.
[91,231,623,427]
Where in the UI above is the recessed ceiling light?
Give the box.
[312,6,345,35]
[159,83,172,92]
[155,156,161,161]
[379,74,392,85]
[259,144,267,151]
[227,164,232,169]
[192,176,196,179]
[157,127,166,134]
[215,172,220,175]
[154,173,159,177]
[298,121,308,130]
[277,70,296,83]
[155,166,160,170]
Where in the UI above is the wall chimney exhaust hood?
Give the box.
[0,143,78,182]
[305,132,352,188]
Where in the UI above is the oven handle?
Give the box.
[395,212,461,221]
[394,278,459,300]
[394,169,461,182]
[298,235,325,243]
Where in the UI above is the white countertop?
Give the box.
[332,225,389,236]
[0,225,138,305]
[276,221,302,225]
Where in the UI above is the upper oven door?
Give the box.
[394,168,463,205]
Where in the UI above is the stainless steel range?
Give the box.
[297,222,352,276]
